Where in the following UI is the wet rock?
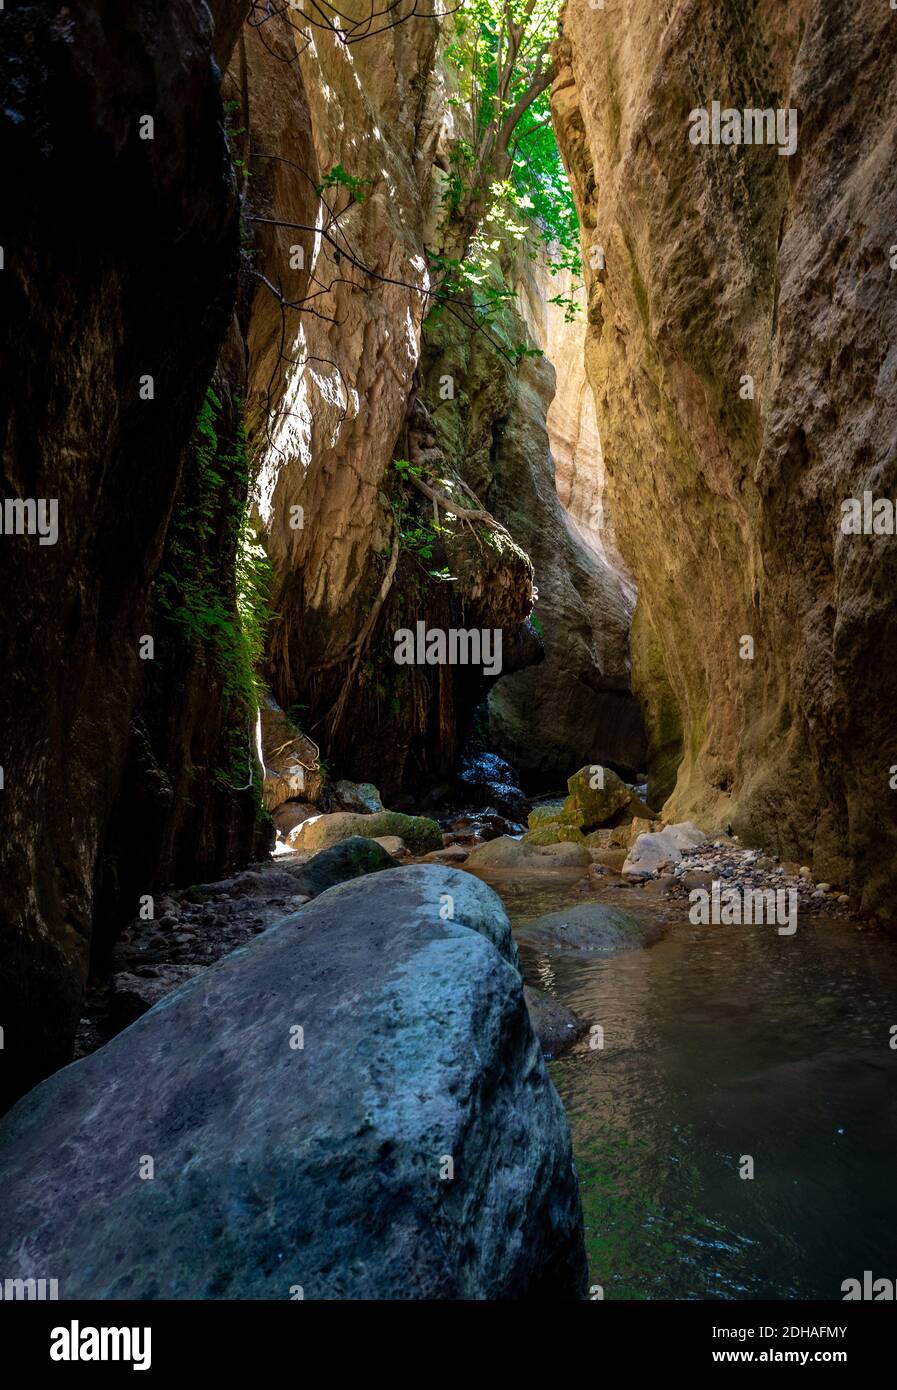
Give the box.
[456,752,531,823]
[0,866,586,1300]
[288,811,443,856]
[441,809,522,844]
[517,904,661,954]
[523,986,589,1059]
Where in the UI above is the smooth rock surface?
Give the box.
[288,810,443,856]
[465,836,590,870]
[523,986,590,1059]
[0,866,586,1300]
[622,830,685,877]
[517,903,661,954]
[283,837,397,897]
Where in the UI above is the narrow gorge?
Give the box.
[1,0,896,1318]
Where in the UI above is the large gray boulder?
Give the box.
[0,865,586,1300]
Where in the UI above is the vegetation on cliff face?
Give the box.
[428,0,582,355]
[159,385,272,791]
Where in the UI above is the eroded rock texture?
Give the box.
[234,8,519,798]
[0,0,253,1108]
[554,0,897,914]
[235,9,646,797]
[422,270,645,786]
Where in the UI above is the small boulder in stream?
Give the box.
[517,903,662,954]
[332,779,384,814]
[0,865,587,1300]
[466,835,590,869]
[565,764,633,827]
[622,822,707,877]
[524,986,589,1058]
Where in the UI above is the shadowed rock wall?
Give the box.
[554,0,897,914]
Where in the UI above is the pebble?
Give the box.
[661,841,854,921]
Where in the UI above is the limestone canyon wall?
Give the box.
[237,9,640,796]
[554,0,897,917]
[421,249,646,786]
[236,9,536,799]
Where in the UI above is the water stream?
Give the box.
[468,865,897,1300]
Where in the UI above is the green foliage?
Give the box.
[390,459,457,578]
[224,98,249,181]
[429,0,582,353]
[316,163,372,204]
[158,387,273,792]
[446,1,578,253]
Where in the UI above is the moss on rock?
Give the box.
[291,810,443,855]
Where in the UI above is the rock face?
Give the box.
[422,243,646,786]
[0,0,254,1109]
[553,2,897,917]
[234,12,538,800]
[231,8,650,799]
[0,866,587,1300]
[260,696,323,812]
